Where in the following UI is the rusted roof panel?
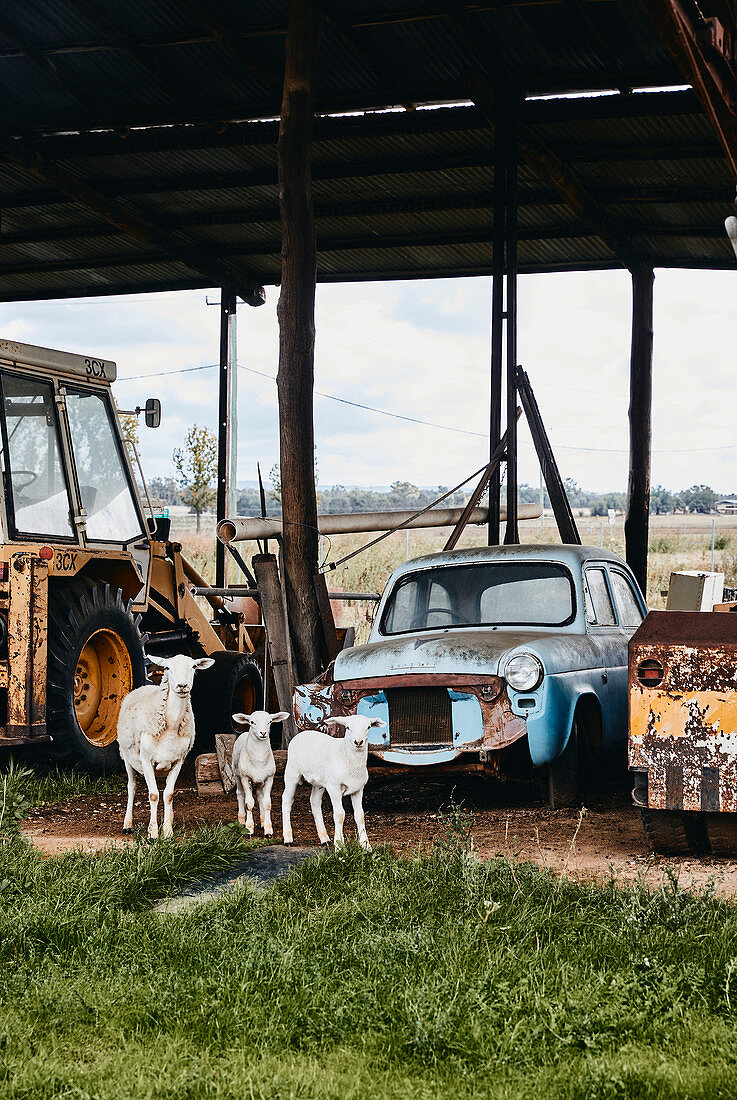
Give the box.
[0,0,736,300]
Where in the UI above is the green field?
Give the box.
[2,771,737,1099]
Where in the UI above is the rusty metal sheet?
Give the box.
[30,558,48,733]
[629,611,737,812]
[7,552,32,739]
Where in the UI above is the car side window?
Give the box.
[609,570,644,629]
[584,567,616,626]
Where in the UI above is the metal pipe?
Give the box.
[504,102,520,545]
[489,98,506,546]
[218,503,542,544]
[215,288,237,588]
[180,554,225,610]
[190,585,381,601]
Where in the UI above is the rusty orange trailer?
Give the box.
[629,610,737,854]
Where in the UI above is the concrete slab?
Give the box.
[153,845,319,914]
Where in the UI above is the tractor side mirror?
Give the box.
[144,398,161,428]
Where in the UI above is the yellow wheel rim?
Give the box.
[73,629,133,747]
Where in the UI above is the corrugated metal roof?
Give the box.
[0,0,735,302]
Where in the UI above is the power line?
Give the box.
[117,361,737,454]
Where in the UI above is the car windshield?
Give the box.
[381,561,576,634]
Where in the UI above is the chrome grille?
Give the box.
[385,687,452,746]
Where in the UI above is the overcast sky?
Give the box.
[0,266,734,495]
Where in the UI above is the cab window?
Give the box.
[1,373,74,539]
[65,388,143,544]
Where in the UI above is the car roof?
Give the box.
[386,543,629,584]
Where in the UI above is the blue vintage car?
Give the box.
[294,544,647,806]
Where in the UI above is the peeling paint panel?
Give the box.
[629,611,737,812]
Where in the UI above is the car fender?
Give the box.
[523,672,605,766]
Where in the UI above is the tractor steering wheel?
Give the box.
[12,469,38,492]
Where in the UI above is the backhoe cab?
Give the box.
[0,339,262,771]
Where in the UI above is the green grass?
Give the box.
[2,810,737,1099]
[0,759,126,836]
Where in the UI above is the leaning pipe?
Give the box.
[217,503,542,544]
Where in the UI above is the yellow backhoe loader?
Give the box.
[0,338,262,771]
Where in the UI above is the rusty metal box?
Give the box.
[629,611,737,813]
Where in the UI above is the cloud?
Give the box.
[0,267,735,496]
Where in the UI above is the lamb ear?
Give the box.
[192,657,215,671]
[232,713,251,727]
[270,711,290,724]
[369,718,387,729]
[325,717,348,728]
[147,655,170,668]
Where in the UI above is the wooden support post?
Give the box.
[625,263,654,598]
[216,289,237,589]
[253,554,297,747]
[488,101,506,546]
[504,104,520,545]
[277,0,324,684]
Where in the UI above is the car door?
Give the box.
[582,565,625,743]
[605,567,647,737]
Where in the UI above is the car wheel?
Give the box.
[547,717,581,809]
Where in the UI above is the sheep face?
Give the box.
[325,715,386,750]
[233,710,290,740]
[149,653,214,697]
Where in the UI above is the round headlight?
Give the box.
[504,653,543,692]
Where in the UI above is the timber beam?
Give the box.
[640,0,737,181]
[1,222,732,276]
[2,202,734,249]
[61,0,185,102]
[3,144,266,304]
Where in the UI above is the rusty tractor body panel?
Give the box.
[629,611,737,813]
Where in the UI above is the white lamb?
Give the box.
[117,653,214,839]
[231,709,289,835]
[282,714,385,850]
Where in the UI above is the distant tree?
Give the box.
[172,424,217,532]
[147,476,180,506]
[114,399,139,454]
[237,486,261,514]
[678,484,717,514]
[590,500,607,517]
[270,447,318,504]
[650,485,675,514]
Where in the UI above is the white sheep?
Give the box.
[231,709,289,835]
[282,714,385,850]
[117,653,214,839]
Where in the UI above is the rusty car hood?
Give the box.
[333,628,613,681]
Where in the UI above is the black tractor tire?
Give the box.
[641,809,707,856]
[47,579,147,773]
[704,814,737,856]
[190,650,264,746]
[547,718,581,809]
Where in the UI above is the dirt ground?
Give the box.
[19,763,737,897]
